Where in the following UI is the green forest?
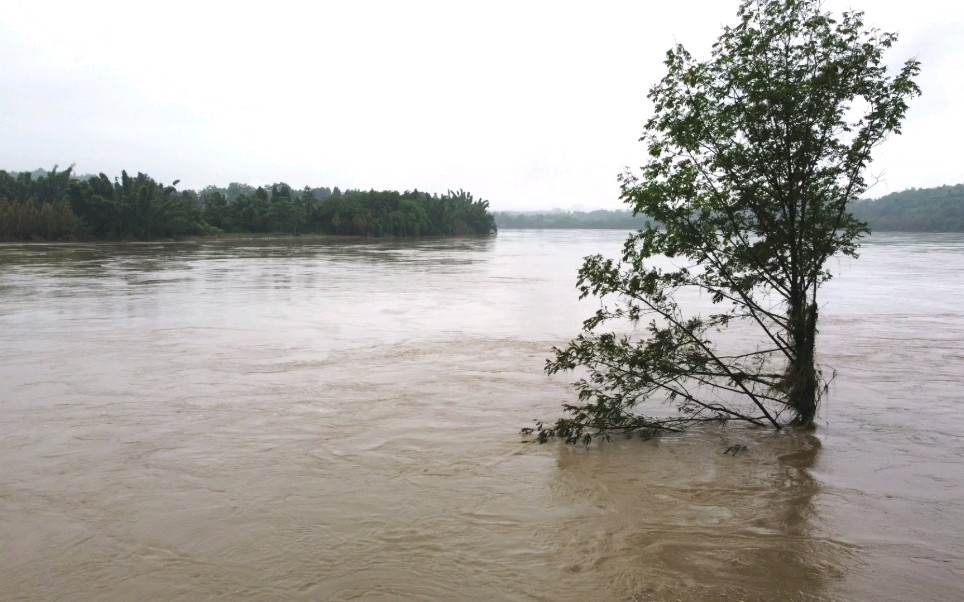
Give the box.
[496,184,964,232]
[849,184,964,232]
[0,166,497,241]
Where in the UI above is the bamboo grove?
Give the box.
[0,167,497,241]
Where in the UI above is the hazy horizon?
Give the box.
[6,163,958,215]
[3,1,961,211]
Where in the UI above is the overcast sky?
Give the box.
[2,1,960,210]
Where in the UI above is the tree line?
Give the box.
[495,185,964,233]
[0,166,497,241]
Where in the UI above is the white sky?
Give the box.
[1,1,960,210]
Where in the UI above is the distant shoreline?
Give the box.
[495,183,964,233]
[0,231,495,245]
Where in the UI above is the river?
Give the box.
[0,230,961,601]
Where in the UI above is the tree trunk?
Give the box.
[786,302,819,428]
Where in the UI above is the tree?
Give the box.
[525,0,920,444]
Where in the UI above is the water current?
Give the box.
[0,230,961,600]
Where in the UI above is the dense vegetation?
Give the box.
[496,185,964,233]
[0,166,496,241]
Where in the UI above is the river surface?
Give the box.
[0,230,961,601]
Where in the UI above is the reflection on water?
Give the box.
[543,432,841,601]
[0,232,962,600]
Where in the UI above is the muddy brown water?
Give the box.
[0,231,961,600]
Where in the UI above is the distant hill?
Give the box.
[850,184,964,232]
[496,184,964,233]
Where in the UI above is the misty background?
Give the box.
[2,0,961,210]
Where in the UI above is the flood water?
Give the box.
[1,230,961,601]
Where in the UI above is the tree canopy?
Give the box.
[526,0,921,444]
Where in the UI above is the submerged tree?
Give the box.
[525,0,920,444]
